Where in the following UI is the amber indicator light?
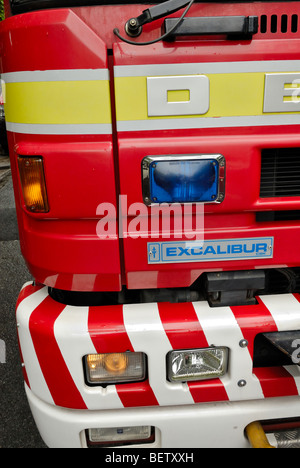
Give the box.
[18,156,49,213]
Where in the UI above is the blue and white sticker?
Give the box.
[147,237,274,264]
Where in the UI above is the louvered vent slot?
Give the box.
[260,14,298,34]
[260,148,300,198]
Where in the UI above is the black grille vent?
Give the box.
[260,148,300,198]
[260,14,298,34]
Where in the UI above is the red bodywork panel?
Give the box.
[0,9,122,290]
[1,3,300,291]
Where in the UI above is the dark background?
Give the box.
[0,159,47,448]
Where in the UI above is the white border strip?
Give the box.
[114,60,300,78]
[117,114,300,132]
[6,122,112,135]
[1,69,109,83]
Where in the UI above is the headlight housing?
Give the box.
[167,347,229,382]
[84,352,146,385]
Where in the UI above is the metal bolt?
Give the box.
[125,17,142,37]
[239,339,248,348]
[238,379,247,388]
[129,18,138,27]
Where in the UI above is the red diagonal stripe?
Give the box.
[16,283,44,311]
[253,367,299,398]
[158,301,228,403]
[88,305,134,353]
[88,305,158,407]
[188,380,229,403]
[293,293,300,304]
[29,296,87,409]
[158,302,209,349]
[116,380,159,407]
[16,284,43,389]
[231,297,278,359]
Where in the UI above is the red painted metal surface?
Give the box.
[1,3,300,291]
[0,9,122,291]
[2,1,300,447]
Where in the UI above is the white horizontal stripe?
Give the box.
[114,60,300,78]
[123,303,194,406]
[192,301,264,401]
[1,69,109,83]
[117,114,300,132]
[6,122,112,135]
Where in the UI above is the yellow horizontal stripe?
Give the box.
[114,72,298,121]
[4,80,111,125]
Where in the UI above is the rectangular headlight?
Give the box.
[142,154,225,205]
[167,347,229,382]
[85,352,146,385]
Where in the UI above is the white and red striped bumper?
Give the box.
[17,282,300,448]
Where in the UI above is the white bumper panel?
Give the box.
[26,384,300,448]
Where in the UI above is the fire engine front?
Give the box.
[1,0,300,448]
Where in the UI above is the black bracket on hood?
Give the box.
[163,15,258,41]
[124,0,191,37]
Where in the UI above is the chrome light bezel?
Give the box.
[142,154,226,206]
[84,352,147,386]
[167,346,229,383]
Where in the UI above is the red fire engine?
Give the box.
[1,0,300,448]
